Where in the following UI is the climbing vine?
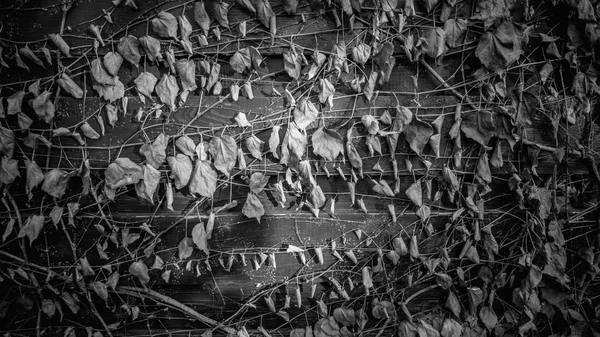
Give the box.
[0,0,599,336]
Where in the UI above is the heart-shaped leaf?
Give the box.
[135,164,160,203]
[194,1,211,36]
[25,159,44,199]
[41,168,71,198]
[213,1,230,29]
[475,21,523,74]
[0,156,19,185]
[167,154,193,189]
[242,192,264,222]
[105,158,143,189]
[118,35,141,67]
[152,11,179,38]
[444,19,467,48]
[209,135,237,177]
[134,72,158,102]
[294,98,319,129]
[189,159,217,197]
[140,133,168,169]
[129,260,150,283]
[104,52,123,76]
[156,74,179,111]
[174,59,197,91]
[192,222,209,254]
[139,36,163,63]
[18,215,45,246]
[284,48,302,80]
[312,127,343,161]
[90,58,112,84]
[230,48,251,74]
[255,0,275,28]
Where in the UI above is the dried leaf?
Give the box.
[476,21,523,74]
[0,46,8,68]
[7,91,24,115]
[256,0,275,29]
[246,135,264,160]
[139,36,163,63]
[249,172,269,194]
[25,159,44,199]
[280,124,307,167]
[243,193,264,222]
[269,125,281,158]
[105,104,118,127]
[363,71,378,102]
[0,127,15,159]
[406,179,422,206]
[19,46,45,68]
[90,58,112,85]
[42,169,71,198]
[129,260,150,283]
[18,215,45,246]
[213,1,230,29]
[48,34,72,57]
[105,157,143,189]
[479,306,498,330]
[117,35,141,67]
[444,19,467,48]
[333,307,356,326]
[230,48,251,74]
[312,127,343,161]
[189,159,217,197]
[57,73,83,98]
[152,11,178,38]
[140,133,168,169]
[284,49,302,80]
[175,59,197,91]
[135,72,158,101]
[318,78,335,107]
[17,112,32,130]
[237,0,256,13]
[167,154,193,189]
[209,135,237,177]
[194,2,211,36]
[104,52,124,76]
[206,63,221,92]
[404,116,434,155]
[156,74,179,111]
[176,135,195,157]
[192,222,209,255]
[352,42,371,67]
[294,98,319,129]
[0,157,19,185]
[80,122,100,140]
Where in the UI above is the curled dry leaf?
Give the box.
[89,24,105,47]
[18,215,45,246]
[284,48,302,80]
[156,74,179,111]
[363,71,378,102]
[140,133,168,169]
[175,59,197,91]
[230,84,240,101]
[0,157,19,185]
[280,123,307,168]
[230,48,251,74]
[179,14,193,41]
[255,0,275,29]
[192,222,209,254]
[105,103,118,127]
[118,35,141,67]
[135,164,160,203]
[48,33,72,57]
[352,42,371,67]
[17,112,32,130]
[249,172,269,194]
[209,135,237,176]
[206,63,221,92]
[139,36,163,63]
[152,11,179,38]
[104,51,124,76]
[25,159,44,199]
[7,91,24,115]
[346,125,363,178]
[269,125,281,158]
[194,1,211,36]
[41,168,71,198]
[0,46,8,68]
[312,127,343,161]
[420,27,447,62]
[167,154,193,189]
[176,135,195,157]
[246,135,264,160]
[404,116,434,155]
[135,72,158,102]
[57,73,83,99]
[80,122,100,140]
[105,158,143,189]
[129,260,150,284]
[188,159,217,197]
[406,179,422,207]
[319,78,335,107]
[243,193,265,222]
[294,98,319,129]
[19,46,45,68]
[91,58,112,84]
[213,1,230,29]
[0,127,15,159]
